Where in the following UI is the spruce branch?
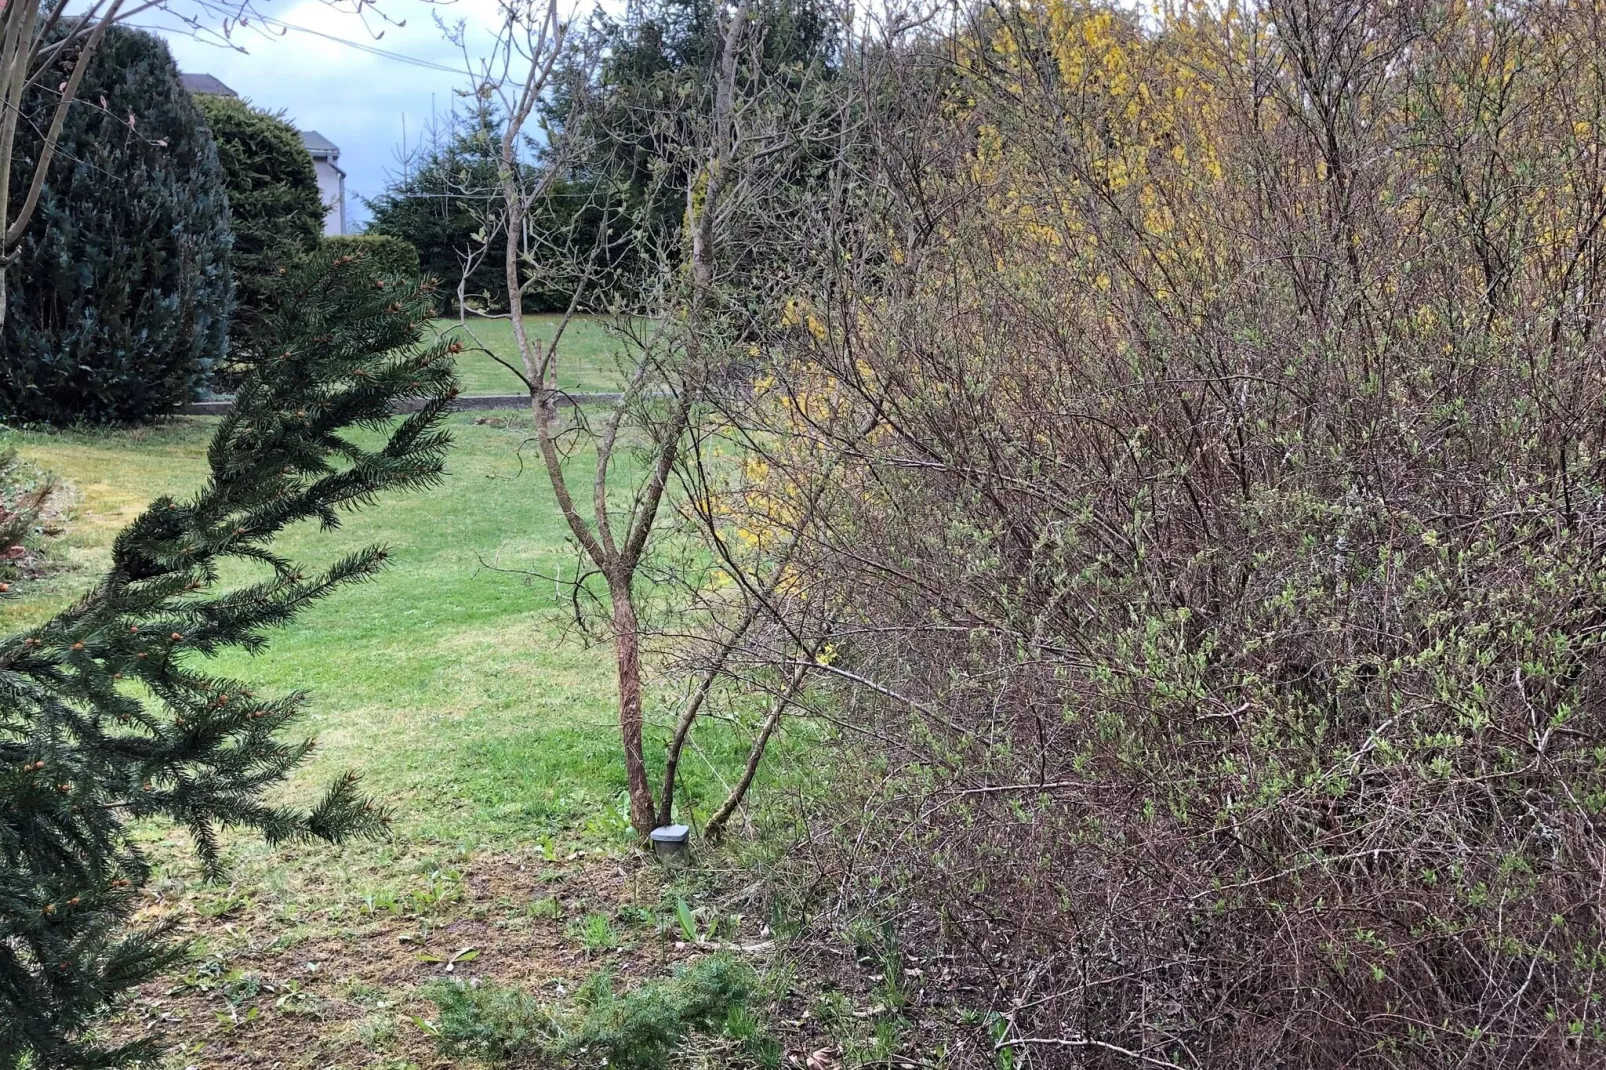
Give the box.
[0,252,458,1068]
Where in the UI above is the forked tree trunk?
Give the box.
[494,0,749,843]
[608,575,657,835]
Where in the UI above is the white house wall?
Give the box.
[313,159,345,236]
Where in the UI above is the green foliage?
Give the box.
[421,956,761,1068]
[363,110,507,310]
[195,94,324,360]
[569,911,621,953]
[421,979,544,1060]
[364,106,615,315]
[0,255,457,1068]
[551,0,840,263]
[0,28,231,426]
[549,955,756,1070]
[320,235,422,280]
[674,897,698,942]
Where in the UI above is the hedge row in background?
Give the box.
[319,234,422,279]
[0,28,231,426]
[195,93,323,361]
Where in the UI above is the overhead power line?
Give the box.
[263,18,464,75]
[184,0,467,76]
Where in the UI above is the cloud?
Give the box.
[146,0,543,227]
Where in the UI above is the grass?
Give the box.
[1,409,835,1068]
[2,411,756,846]
[429,315,630,396]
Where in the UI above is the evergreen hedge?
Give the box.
[0,28,231,426]
[195,94,323,356]
[320,234,422,279]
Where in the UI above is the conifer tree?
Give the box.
[364,109,509,310]
[0,27,232,425]
[195,93,324,367]
[0,252,458,1068]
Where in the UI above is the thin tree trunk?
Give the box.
[609,575,657,835]
[703,652,811,843]
[655,591,766,826]
[656,666,719,828]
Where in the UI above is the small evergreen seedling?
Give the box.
[423,979,545,1060]
[0,255,458,1067]
[551,955,758,1070]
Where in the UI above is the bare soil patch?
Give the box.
[109,843,689,1069]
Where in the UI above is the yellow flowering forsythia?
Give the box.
[966,0,1606,370]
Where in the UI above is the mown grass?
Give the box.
[428,315,628,396]
[0,412,861,1069]
[3,412,760,847]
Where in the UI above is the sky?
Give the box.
[141,0,530,229]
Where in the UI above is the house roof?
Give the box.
[300,130,340,158]
[181,73,238,97]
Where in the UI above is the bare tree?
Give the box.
[552,0,745,839]
[457,0,874,839]
[444,0,748,837]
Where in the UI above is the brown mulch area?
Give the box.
[110,845,688,1069]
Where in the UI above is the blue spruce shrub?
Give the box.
[0,27,232,425]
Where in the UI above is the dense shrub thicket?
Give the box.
[195,94,323,357]
[736,1,1606,1064]
[0,28,230,425]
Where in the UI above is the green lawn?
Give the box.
[4,413,751,848]
[429,315,630,395]
[1,414,837,1069]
